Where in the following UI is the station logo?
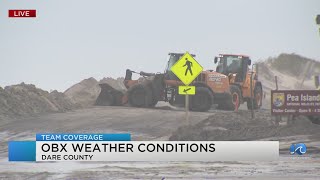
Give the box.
[272,93,285,107]
[290,143,307,155]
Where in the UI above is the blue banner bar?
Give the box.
[36,133,131,141]
[8,141,36,161]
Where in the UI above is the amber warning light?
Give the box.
[8,10,36,18]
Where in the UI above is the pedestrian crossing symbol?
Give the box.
[170,52,203,85]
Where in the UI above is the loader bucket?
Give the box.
[95,83,124,106]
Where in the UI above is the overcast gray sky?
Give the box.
[1,0,319,91]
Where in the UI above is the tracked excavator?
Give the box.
[95,53,263,112]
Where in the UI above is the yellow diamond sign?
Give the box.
[170,52,203,85]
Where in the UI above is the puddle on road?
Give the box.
[0,157,319,179]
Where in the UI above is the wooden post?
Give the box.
[274,75,281,126]
[250,72,254,119]
[275,76,278,90]
[315,75,320,89]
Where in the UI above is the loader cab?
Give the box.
[214,54,251,83]
[165,53,196,80]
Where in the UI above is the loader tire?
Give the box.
[190,87,213,112]
[128,84,153,107]
[224,85,241,111]
[247,85,262,110]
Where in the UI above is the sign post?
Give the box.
[170,52,203,125]
[316,15,320,36]
[250,70,254,119]
[185,94,189,124]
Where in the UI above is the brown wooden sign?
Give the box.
[271,90,320,115]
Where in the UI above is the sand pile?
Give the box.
[0,83,78,119]
[64,77,126,107]
[100,77,126,92]
[267,53,320,77]
[0,86,27,119]
[64,77,100,107]
[257,53,320,109]
[170,110,320,141]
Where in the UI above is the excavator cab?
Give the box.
[164,53,196,80]
[214,54,251,83]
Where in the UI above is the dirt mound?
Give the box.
[257,53,319,109]
[0,86,26,119]
[0,83,78,119]
[170,110,320,141]
[258,53,319,90]
[64,77,126,107]
[64,77,100,107]
[267,53,320,78]
[47,90,78,111]
[99,77,126,92]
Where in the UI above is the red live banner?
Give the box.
[8,10,36,18]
